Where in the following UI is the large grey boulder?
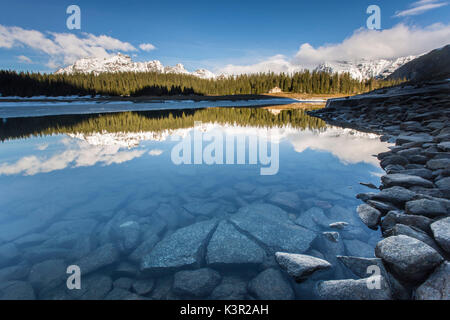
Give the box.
[401,168,433,180]
[435,177,450,198]
[380,155,409,168]
[414,262,449,300]
[140,219,218,274]
[396,134,432,145]
[206,221,265,267]
[375,235,443,282]
[366,200,398,214]
[387,224,442,253]
[275,252,331,281]
[248,268,294,300]
[229,204,316,254]
[430,217,450,254]
[357,204,382,229]
[381,174,434,189]
[316,278,392,300]
[437,141,450,152]
[173,268,221,297]
[426,158,450,170]
[371,186,417,206]
[337,255,410,300]
[381,211,433,234]
[405,199,447,218]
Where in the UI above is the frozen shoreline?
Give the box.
[0,98,300,118]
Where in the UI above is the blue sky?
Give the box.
[0,0,449,73]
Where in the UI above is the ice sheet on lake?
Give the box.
[0,98,297,118]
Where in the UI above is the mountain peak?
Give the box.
[314,55,420,80]
[55,54,216,79]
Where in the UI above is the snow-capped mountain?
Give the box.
[314,55,419,80]
[55,53,420,81]
[55,53,216,79]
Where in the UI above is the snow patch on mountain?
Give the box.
[314,56,419,80]
[55,53,216,79]
[55,53,421,80]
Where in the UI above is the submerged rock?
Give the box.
[140,219,218,274]
[0,281,36,300]
[111,220,141,254]
[248,268,294,300]
[173,268,221,297]
[128,234,160,263]
[295,207,330,231]
[316,278,392,300]
[269,191,301,210]
[344,239,374,258]
[28,259,66,292]
[0,243,19,268]
[229,204,316,254]
[183,201,219,217]
[329,222,349,230]
[357,204,382,229]
[337,256,384,278]
[132,279,155,296]
[210,276,248,300]
[75,243,120,275]
[275,252,331,281]
[375,235,443,282]
[206,221,265,267]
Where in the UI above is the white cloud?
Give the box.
[17,55,32,63]
[288,128,390,166]
[0,24,137,69]
[139,43,156,51]
[0,138,146,176]
[148,149,163,156]
[395,0,448,17]
[219,54,301,75]
[218,23,450,74]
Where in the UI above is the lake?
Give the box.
[0,102,390,300]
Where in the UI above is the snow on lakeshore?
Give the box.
[0,98,298,118]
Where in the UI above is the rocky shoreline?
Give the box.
[308,80,450,299]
